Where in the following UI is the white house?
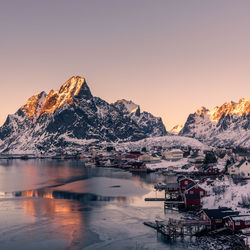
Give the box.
[138,154,161,162]
[228,160,250,178]
[163,149,183,161]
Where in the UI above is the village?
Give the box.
[75,144,250,248]
[1,144,250,248]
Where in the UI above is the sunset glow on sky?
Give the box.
[0,0,249,130]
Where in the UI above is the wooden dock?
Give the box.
[144,218,210,239]
[164,200,184,210]
[143,221,158,229]
[144,198,166,201]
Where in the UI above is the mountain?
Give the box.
[170,125,184,135]
[0,76,167,154]
[179,99,250,147]
[113,99,167,137]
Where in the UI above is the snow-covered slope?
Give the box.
[0,76,167,154]
[201,176,250,214]
[114,135,210,152]
[179,99,250,148]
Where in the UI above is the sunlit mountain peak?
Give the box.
[170,124,184,134]
[208,98,250,122]
[195,106,209,116]
[21,76,92,120]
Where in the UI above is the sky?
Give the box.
[0,0,249,130]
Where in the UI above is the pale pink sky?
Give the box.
[0,1,249,130]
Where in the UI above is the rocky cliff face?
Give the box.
[113,99,167,137]
[179,99,250,147]
[0,76,167,153]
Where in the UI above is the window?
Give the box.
[185,181,188,185]
[200,191,204,196]
[190,191,194,194]
[235,222,241,226]
[245,221,250,225]
[215,219,222,223]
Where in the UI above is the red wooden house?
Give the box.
[184,183,207,198]
[184,193,201,208]
[178,177,195,193]
[224,215,250,231]
[201,208,239,229]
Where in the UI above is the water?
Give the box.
[0,159,197,250]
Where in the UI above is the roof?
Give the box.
[185,182,197,190]
[189,154,199,159]
[238,152,250,157]
[184,194,200,199]
[225,215,250,222]
[165,183,179,188]
[234,160,250,168]
[170,149,183,153]
[202,164,212,171]
[202,208,239,220]
[178,177,194,183]
[177,175,186,181]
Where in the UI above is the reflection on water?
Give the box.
[0,159,192,250]
[14,189,127,203]
[20,198,91,249]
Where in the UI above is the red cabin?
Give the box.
[125,154,140,159]
[224,215,250,231]
[201,208,239,229]
[184,193,201,208]
[184,183,207,198]
[178,177,195,193]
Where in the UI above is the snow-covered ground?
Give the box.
[201,176,250,214]
[146,158,188,170]
[114,135,210,152]
[214,158,227,172]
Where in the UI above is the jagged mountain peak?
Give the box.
[0,76,167,153]
[193,99,249,122]
[170,125,184,134]
[113,99,167,137]
[21,76,93,120]
[208,98,250,122]
[58,76,86,95]
[195,106,209,116]
[115,99,139,114]
[180,98,250,147]
[21,91,47,120]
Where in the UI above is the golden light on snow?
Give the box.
[21,76,86,120]
[194,98,250,123]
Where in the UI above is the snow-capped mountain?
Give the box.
[170,125,184,135]
[179,99,250,147]
[0,76,167,153]
[113,99,167,137]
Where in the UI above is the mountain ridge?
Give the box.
[179,98,250,147]
[0,76,167,153]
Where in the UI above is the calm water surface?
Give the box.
[0,159,198,250]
